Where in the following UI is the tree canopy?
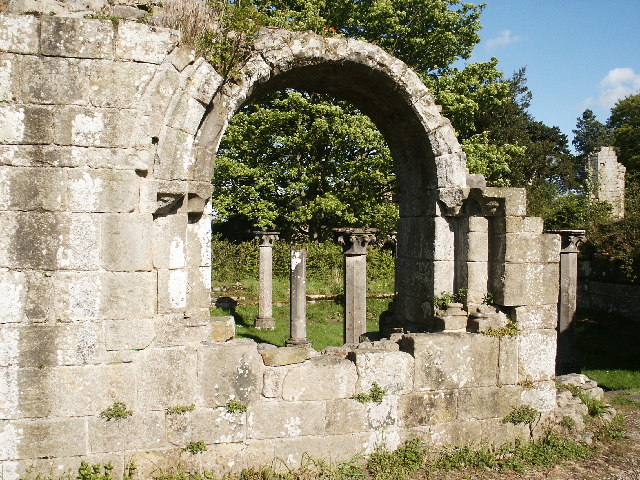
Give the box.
[607,93,640,180]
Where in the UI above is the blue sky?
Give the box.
[464,0,640,149]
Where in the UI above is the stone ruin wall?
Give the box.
[588,146,626,218]
[0,12,563,479]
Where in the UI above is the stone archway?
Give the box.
[193,27,470,329]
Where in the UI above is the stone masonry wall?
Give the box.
[0,13,561,479]
[588,146,626,218]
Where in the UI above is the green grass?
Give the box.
[224,298,390,350]
[576,310,640,390]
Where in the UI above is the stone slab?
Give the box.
[281,355,357,401]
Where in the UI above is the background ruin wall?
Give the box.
[0,13,561,479]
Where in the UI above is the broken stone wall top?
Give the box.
[4,0,157,20]
[588,146,625,218]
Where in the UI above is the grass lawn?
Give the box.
[213,298,391,351]
[577,310,640,390]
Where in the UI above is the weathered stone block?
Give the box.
[211,316,235,343]
[0,166,67,211]
[0,269,26,323]
[89,60,155,108]
[166,407,245,445]
[0,14,39,54]
[153,214,188,269]
[100,214,153,271]
[324,398,369,434]
[260,346,310,366]
[495,232,560,264]
[466,231,489,262]
[517,329,556,382]
[154,127,196,180]
[194,441,275,476]
[105,318,155,351]
[11,322,101,368]
[520,380,556,412]
[397,390,456,427]
[53,106,136,148]
[151,314,210,348]
[116,22,179,64]
[41,17,114,59]
[186,213,212,267]
[187,266,211,311]
[88,412,166,453]
[465,261,489,304]
[425,419,484,447]
[0,105,54,144]
[467,216,489,233]
[168,95,207,135]
[157,268,187,313]
[13,55,89,105]
[496,262,559,306]
[14,417,86,458]
[456,385,520,420]
[498,336,518,385]
[99,272,156,319]
[511,304,558,330]
[432,150,467,187]
[281,356,357,401]
[67,169,139,213]
[137,347,197,410]
[262,366,287,398]
[198,340,264,406]
[351,350,413,394]
[480,188,527,216]
[402,333,499,390]
[433,216,455,261]
[432,261,454,296]
[248,400,326,439]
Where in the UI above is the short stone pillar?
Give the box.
[553,229,586,375]
[334,228,378,344]
[286,248,310,346]
[254,231,279,330]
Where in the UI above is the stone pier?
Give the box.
[255,231,279,330]
[554,229,586,374]
[286,248,309,346]
[335,228,378,344]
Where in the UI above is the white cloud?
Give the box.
[485,30,522,50]
[597,67,640,109]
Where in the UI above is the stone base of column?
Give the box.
[285,337,310,346]
[254,317,276,330]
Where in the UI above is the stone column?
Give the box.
[334,228,378,344]
[254,231,279,330]
[286,248,310,346]
[553,229,586,375]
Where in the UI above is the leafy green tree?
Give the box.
[608,93,640,178]
[213,92,397,240]
[572,109,612,159]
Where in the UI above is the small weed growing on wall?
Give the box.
[165,404,195,415]
[352,382,385,404]
[595,413,625,441]
[433,288,466,310]
[517,380,535,389]
[503,405,538,425]
[225,400,247,413]
[483,321,519,338]
[482,291,495,305]
[560,415,576,429]
[100,402,132,421]
[367,438,424,480]
[77,461,113,480]
[184,441,207,455]
[124,460,137,480]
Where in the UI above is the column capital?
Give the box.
[549,229,586,254]
[254,231,280,247]
[333,228,378,255]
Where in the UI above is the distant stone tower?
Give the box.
[588,146,626,218]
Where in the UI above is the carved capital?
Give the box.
[333,227,378,255]
[549,229,586,254]
[254,231,280,247]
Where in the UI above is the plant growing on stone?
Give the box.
[502,405,538,425]
[560,415,576,430]
[482,321,519,338]
[185,440,207,455]
[367,438,424,480]
[165,404,195,415]
[100,402,132,421]
[225,399,248,413]
[77,461,113,480]
[352,382,385,404]
[557,384,611,417]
